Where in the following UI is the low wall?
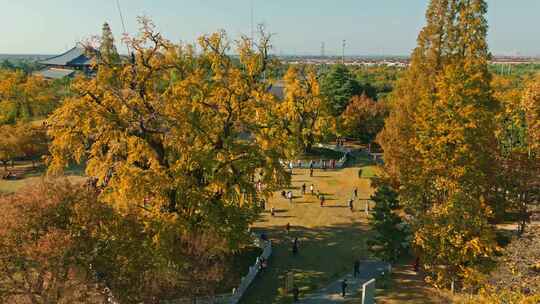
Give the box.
[229,235,272,303]
[168,234,272,304]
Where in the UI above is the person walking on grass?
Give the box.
[413,256,420,273]
[302,183,306,195]
[292,285,300,302]
[292,237,299,256]
[310,184,314,195]
[287,191,293,204]
[309,167,314,177]
[349,198,354,212]
[341,279,348,297]
[286,222,291,234]
[354,260,360,278]
[320,194,325,207]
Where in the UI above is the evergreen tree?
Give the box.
[99,22,120,65]
[368,183,409,263]
[320,64,362,116]
[377,0,499,289]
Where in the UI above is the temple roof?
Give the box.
[35,68,76,79]
[269,81,285,100]
[40,46,93,67]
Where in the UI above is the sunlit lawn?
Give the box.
[0,161,86,194]
[240,151,380,303]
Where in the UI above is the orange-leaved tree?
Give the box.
[377,0,499,289]
[341,94,387,144]
[0,180,106,304]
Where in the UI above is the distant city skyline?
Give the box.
[1,0,539,56]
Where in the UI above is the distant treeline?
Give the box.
[0,57,47,73]
[490,63,540,77]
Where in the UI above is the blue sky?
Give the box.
[1,0,539,56]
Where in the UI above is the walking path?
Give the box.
[299,261,389,303]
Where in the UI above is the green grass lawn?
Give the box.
[240,151,380,303]
[240,150,445,303]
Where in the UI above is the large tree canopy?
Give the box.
[377,0,499,289]
[47,19,289,249]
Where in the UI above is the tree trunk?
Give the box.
[304,132,315,153]
[304,142,313,154]
[518,200,527,236]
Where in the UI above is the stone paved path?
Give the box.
[298,261,389,303]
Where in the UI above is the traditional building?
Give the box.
[35,45,95,79]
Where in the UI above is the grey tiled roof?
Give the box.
[269,82,285,100]
[35,68,76,79]
[40,47,92,66]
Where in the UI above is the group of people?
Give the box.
[336,137,346,147]
[258,256,268,271]
[1,171,17,180]
[279,184,359,211]
[287,158,340,174]
[281,190,294,204]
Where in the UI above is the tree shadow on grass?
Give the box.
[240,223,374,304]
[323,205,348,209]
[273,215,295,219]
[346,150,377,168]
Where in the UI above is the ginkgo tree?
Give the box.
[278,65,329,154]
[0,70,58,124]
[47,18,289,250]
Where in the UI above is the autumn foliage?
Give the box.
[47,19,289,250]
[0,180,105,304]
[279,65,328,154]
[0,70,58,124]
[340,94,387,144]
[0,123,48,171]
[377,0,500,289]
